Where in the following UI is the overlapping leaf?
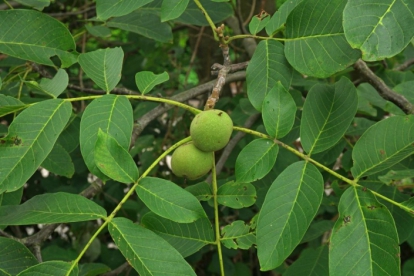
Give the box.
[136,177,207,223]
[161,0,189,22]
[221,220,256,250]
[135,71,169,94]
[217,181,256,209]
[142,212,214,257]
[0,95,26,117]
[78,48,123,93]
[108,10,173,43]
[185,182,212,201]
[14,0,50,10]
[0,237,38,275]
[235,139,279,183]
[0,99,72,193]
[94,130,139,184]
[25,69,68,98]
[284,246,328,276]
[176,0,233,26]
[96,0,153,20]
[246,40,293,111]
[0,192,107,225]
[343,0,414,61]
[329,186,400,275]
[351,115,414,179]
[18,261,78,276]
[257,161,324,270]
[0,10,76,67]
[284,0,361,77]
[300,77,358,155]
[41,143,75,178]
[109,217,196,275]
[265,0,302,36]
[80,95,133,180]
[262,82,297,138]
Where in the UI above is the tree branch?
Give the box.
[393,58,414,71]
[354,59,414,114]
[132,71,246,142]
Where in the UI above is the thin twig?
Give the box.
[184,26,205,87]
[393,58,414,71]
[354,59,414,114]
[211,61,249,76]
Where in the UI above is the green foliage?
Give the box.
[0,1,414,275]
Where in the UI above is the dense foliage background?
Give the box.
[1,0,414,275]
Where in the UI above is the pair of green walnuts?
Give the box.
[171,109,233,180]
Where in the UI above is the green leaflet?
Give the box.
[329,186,400,275]
[109,217,196,275]
[0,237,38,275]
[0,99,72,193]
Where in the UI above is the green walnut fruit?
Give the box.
[171,142,213,180]
[190,109,233,152]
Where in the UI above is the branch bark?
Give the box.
[354,59,414,114]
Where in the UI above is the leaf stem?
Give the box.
[3,0,13,9]
[192,0,218,41]
[211,153,225,276]
[225,35,286,43]
[233,126,414,215]
[64,94,201,114]
[67,137,192,275]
